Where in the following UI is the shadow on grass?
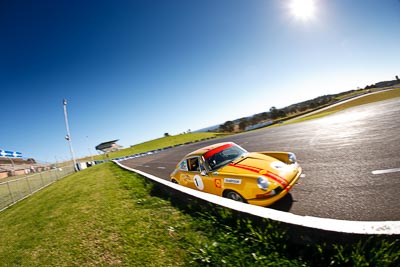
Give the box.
[145,177,398,241]
[132,173,400,267]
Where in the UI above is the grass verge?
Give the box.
[0,163,204,266]
[0,163,399,266]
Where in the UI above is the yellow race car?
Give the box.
[170,142,302,206]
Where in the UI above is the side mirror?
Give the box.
[200,170,207,176]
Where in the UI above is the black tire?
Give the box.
[171,179,179,184]
[224,190,246,203]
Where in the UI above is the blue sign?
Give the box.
[0,150,22,158]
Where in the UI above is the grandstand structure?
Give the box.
[95,139,122,153]
[0,157,50,179]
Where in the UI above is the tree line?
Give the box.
[217,92,346,133]
[217,74,400,133]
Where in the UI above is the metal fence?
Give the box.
[0,165,75,212]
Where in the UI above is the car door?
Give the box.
[176,156,199,190]
[178,156,215,194]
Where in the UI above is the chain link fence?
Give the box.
[0,165,75,212]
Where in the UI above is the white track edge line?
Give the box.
[115,161,400,235]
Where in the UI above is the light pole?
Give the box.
[63,99,78,171]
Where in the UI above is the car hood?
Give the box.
[218,152,299,188]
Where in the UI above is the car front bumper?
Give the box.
[247,166,302,207]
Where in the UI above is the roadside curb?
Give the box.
[115,160,400,236]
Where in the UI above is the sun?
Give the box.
[289,0,316,21]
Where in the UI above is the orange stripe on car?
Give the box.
[229,163,288,187]
[266,171,288,187]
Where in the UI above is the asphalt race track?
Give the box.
[120,97,400,221]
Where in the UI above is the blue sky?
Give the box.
[1,0,399,163]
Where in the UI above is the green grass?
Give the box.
[0,163,205,266]
[1,163,398,266]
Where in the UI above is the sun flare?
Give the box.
[289,0,316,21]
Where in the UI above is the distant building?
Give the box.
[0,157,48,179]
[95,140,122,153]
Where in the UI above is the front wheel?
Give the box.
[171,179,179,184]
[224,190,246,203]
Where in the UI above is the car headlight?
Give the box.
[257,176,269,191]
[288,153,297,164]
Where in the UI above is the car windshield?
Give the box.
[205,144,247,171]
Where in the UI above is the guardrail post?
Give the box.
[40,172,44,187]
[54,168,59,181]
[6,181,14,204]
[25,177,32,194]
